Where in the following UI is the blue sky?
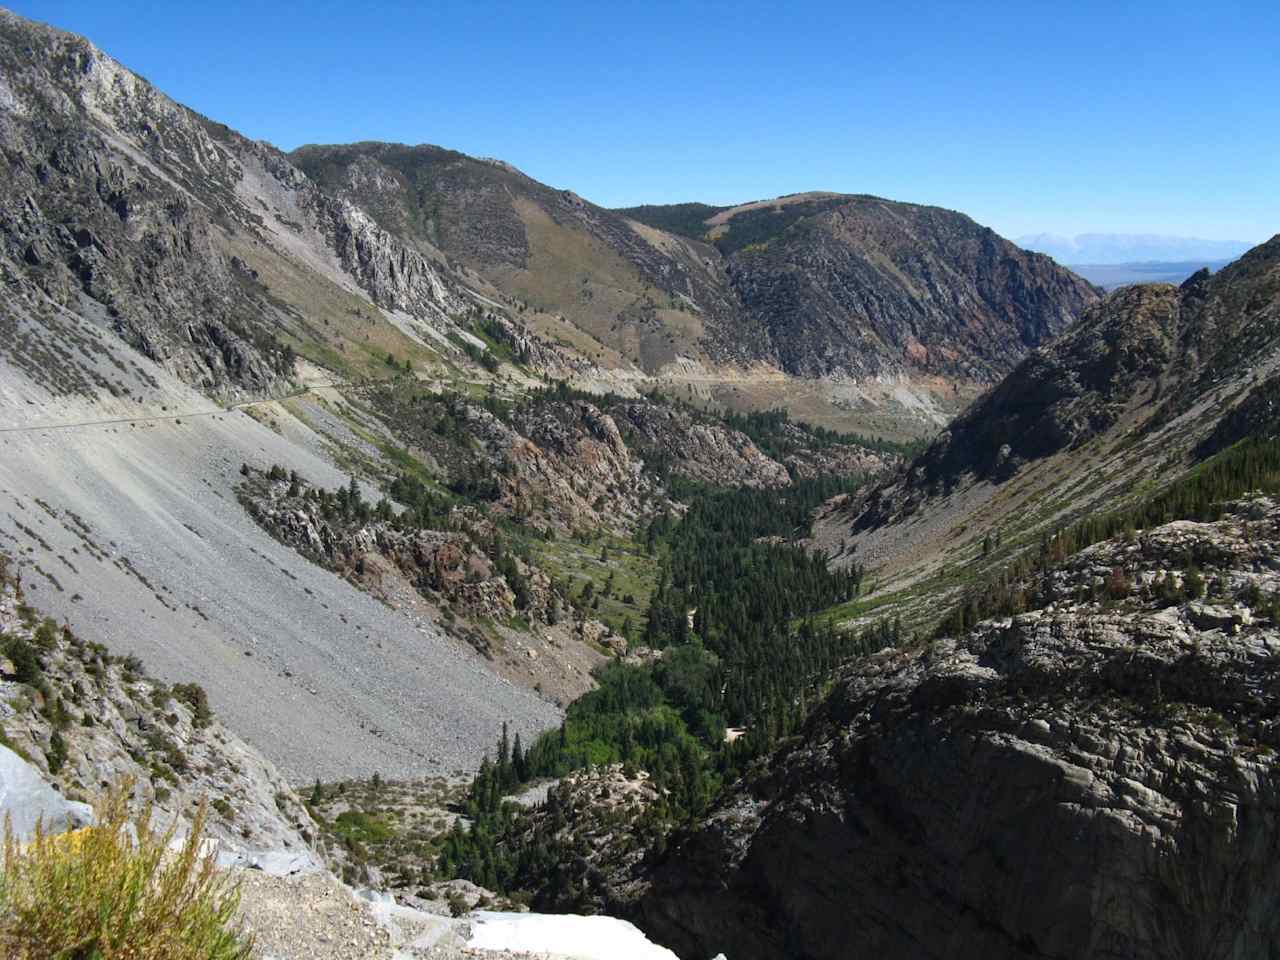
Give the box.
[11,0,1278,242]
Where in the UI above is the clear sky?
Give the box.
[10,0,1278,242]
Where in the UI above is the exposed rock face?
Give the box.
[239,472,564,630]
[909,282,1180,484]
[359,388,823,536]
[514,764,668,913]
[501,401,666,532]
[0,744,93,840]
[1198,361,1280,460]
[290,140,753,380]
[235,468,613,704]
[854,235,1280,531]
[609,402,791,489]
[722,195,1100,381]
[0,10,469,400]
[632,499,1280,960]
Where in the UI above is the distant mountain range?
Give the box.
[1016,232,1254,265]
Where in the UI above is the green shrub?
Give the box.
[1,635,41,685]
[332,810,392,844]
[32,619,58,651]
[171,683,213,728]
[45,730,67,775]
[0,782,252,959]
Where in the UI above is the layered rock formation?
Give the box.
[889,237,1277,499]
[719,195,1100,381]
[633,498,1280,960]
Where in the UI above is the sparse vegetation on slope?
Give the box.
[613,203,725,241]
[936,436,1280,634]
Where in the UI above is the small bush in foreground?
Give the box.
[0,781,252,960]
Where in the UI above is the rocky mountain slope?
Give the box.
[704,194,1100,381]
[228,388,892,706]
[0,6,1100,442]
[293,148,1099,387]
[0,8,500,399]
[632,496,1280,960]
[830,234,1280,619]
[0,330,561,782]
[290,142,756,376]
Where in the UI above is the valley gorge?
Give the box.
[0,5,1278,960]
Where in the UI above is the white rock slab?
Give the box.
[468,910,680,960]
[0,744,94,840]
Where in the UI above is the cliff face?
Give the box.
[952,238,1273,484]
[633,496,1280,960]
[0,10,471,400]
[847,235,1280,547]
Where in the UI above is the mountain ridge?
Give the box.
[294,142,1100,390]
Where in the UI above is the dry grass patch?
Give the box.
[0,782,251,960]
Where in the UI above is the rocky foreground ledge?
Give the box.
[237,869,683,960]
[0,738,686,960]
[633,497,1280,960]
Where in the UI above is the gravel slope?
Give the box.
[0,296,560,783]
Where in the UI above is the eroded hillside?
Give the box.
[823,235,1280,630]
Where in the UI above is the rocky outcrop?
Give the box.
[514,764,668,913]
[0,743,94,840]
[632,498,1280,960]
[0,10,472,400]
[501,401,666,532]
[610,402,791,489]
[361,392,806,537]
[854,235,1280,532]
[237,471,564,629]
[904,282,1179,486]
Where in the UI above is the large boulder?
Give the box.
[0,744,94,840]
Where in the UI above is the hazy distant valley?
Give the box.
[2,6,1280,960]
[1067,258,1238,290]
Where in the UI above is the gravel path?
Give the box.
[238,870,477,959]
